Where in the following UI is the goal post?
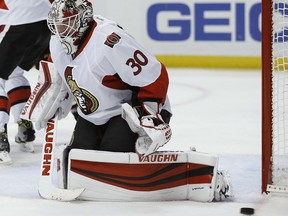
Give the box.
[262,0,273,194]
[262,0,288,193]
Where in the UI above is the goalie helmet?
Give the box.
[47,0,93,55]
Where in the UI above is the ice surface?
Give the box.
[0,68,287,216]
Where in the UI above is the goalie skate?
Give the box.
[15,119,35,153]
[0,126,12,165]
[214,170,234,201]
[0,151,12,165]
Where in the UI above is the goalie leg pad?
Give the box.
[65,149,219,202]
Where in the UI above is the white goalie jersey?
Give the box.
[0,0,52,25]
[50,15,171,126]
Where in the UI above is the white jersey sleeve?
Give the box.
[97,16,169,104]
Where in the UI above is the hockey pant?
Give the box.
[0,67,31,130]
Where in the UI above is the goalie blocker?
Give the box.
[55,149,233,202]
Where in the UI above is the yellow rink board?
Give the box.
[156,55,261,69]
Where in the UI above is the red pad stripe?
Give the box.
[28,61,52,119]
[70,160,214,191]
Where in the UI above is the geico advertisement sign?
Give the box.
[93,0,263,56]
[147,2,261,42]
[144,1,262,56]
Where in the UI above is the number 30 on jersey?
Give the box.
[126,50,149,76]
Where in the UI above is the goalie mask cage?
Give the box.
[262,0,288,193]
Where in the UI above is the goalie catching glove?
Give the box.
[21,61,73,129]
[122,102,172,156]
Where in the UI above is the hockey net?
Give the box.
[262,0,288,193]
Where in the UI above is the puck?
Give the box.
[240,207,255,215]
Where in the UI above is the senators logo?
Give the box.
[104,32,121,48]
[64,66,99,115]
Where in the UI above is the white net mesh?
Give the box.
[272,1,288,187]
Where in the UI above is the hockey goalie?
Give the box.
[21,59,233,202]
[20,0,233,202]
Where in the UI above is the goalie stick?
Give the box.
[38,111,85,201]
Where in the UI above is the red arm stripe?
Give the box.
[137,63,168,104]
[0,1,9,10]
